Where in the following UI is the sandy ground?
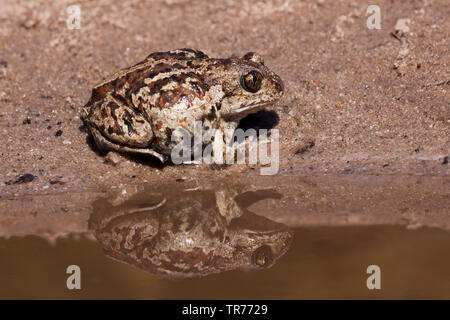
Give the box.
[0,0,448,236]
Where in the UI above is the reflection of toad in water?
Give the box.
[88,184,293,278]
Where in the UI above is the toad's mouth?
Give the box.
[234,103,267,113]
[223,102,273,120]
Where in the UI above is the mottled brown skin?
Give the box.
[81,49,284,162]
[89,186,292,278]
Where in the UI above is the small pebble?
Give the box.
[104,152,122,166]
[394,18,411,37]
[49,177,66,185]
[294,139,315,155]
[439,156,449,165]
[5,173,36,185]
[55,130,63,137]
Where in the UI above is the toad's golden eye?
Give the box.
[251,245,273,268]
[241,70,263,93]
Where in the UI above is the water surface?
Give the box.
[0,225,449,299]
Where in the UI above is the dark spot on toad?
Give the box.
[165,127,173,139]
[122,110,134,135]
[201,107,216,121]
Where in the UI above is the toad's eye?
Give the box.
[251,245,273,268]
[241,70,263,93]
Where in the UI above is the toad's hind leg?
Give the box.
[85,95,166,163]
[90,127,166,163]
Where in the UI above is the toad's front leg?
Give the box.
[209,120,241,164]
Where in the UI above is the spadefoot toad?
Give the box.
[81,49,284,163]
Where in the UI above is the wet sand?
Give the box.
[0,0,448,198]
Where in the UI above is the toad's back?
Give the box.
[85,48,215,112]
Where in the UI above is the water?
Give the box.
[0,175,449,299]
[0,226,449,299]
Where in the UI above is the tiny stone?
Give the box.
[63,140,71,145]
[394,18,411,37]
[49,178,66,185]
[439,156,449,165]
[104,152,123,166]
[22,118,31,125]
[294,139,315,155]
[8,173,36,185]
[55,130,63,137]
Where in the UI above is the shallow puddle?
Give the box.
[0,176,449,299]
[0,226,449,299]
